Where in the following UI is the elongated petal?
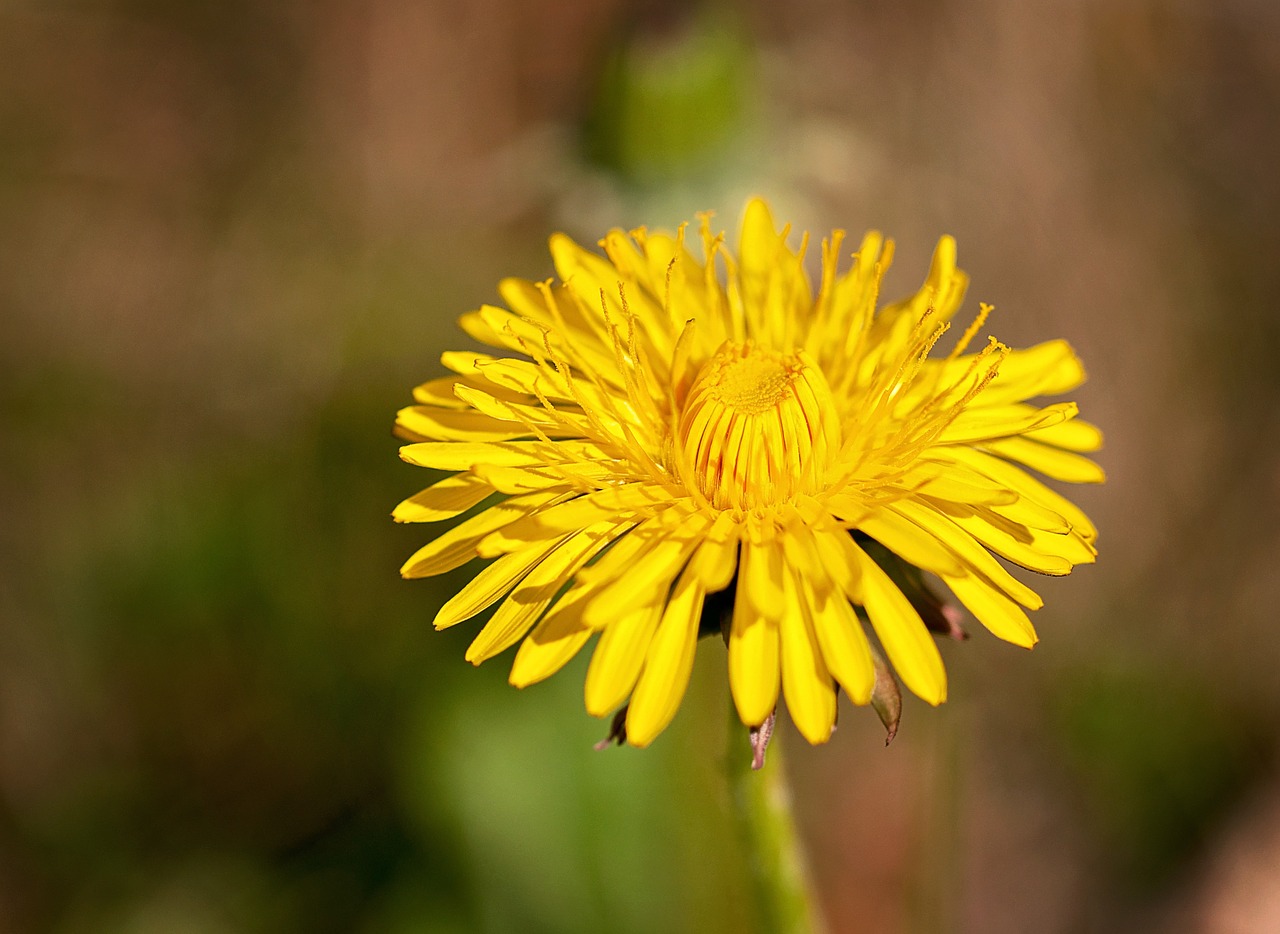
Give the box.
[944,446,1098,542]
[886,498,1044,609]
[811,528,866,603]
[483,483,684,553]
[692,531,740,593]
[982,437,1105,484]
[800,573,875,705]
[508,582,596,687]
[401,439,612,471]
[393,473,493,523]
[626,567,706,746]
[571,520,665,592]
[580,518,708,627]
[741,538,785,619]
[400,491,563,578]
[728,562,781,726]
[926,500,1088,575]
[395,406,536,443]
[736,198,781,335]
[464,524,617,662]
[584,601,664,717]
[988,496,1072,534]
[473,462,615,495]
[779,568,837,744]
[942,338,1085,404]
[906,465,1018,507]
[853,541,947,705]
[943,572,1038,648]
[939,402,1077,445]
[434,535,568,629]
[854,508,964,576]
[1026,417,1103,452]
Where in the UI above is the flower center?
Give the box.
[677,342,841,511]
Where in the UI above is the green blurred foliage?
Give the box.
[1050,662,1269,891]
[582,7,755,186]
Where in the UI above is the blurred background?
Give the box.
[3,0,1279,931]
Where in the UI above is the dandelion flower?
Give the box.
[394,199,1101,748]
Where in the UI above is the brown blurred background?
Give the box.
[2,1,1279,931]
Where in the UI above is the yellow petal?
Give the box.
[549,241,674,371]
[942,572,1038,648]
[819,230,890,366]
[925,501,1074,576]
[988,496,1072,534]
[583,601,663,717]
[944,446,1098,542]
[581,523,703,628]
[438,350,488,376]
[692,531,740,593]
[728,563,781,726]
[824,493,870,527]
[854,541,947,705]
[779,569,837,744]
[735,198,812,345]
[472,462,614,495]
[939,402,1077,445]
[988,509,1096,566]
[778,515,821,580]
[392,473,493,523]
[874,234,968,346]
[395,406,533,443]
[485,483,683,553]
[549,233,623,319]
[450,385,597,438]
[807,528,866,603]
[971,339,1086,404]
[433,534,570,629]
[982,437,1105,484]
[496,276,596,343]
[400,439,610,471]
[854,508,964,576]
[399,491,563,578]
[473,354,618,414]
[508,581,596,688]
[741,538,785,620]
[464,524,616,663]
[905,464,1018,507]
[736,198,781,320]
[886,498,1043,609]
[468,465,574,496]
[411,374,518,408]
[466,352,563,400]
[626,567,706,747]
[456,306,542,358]
[802,575,874,705]
[570,519,664,592]
[1026,417,1104,453]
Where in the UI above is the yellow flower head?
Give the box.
[394,199,1101,748]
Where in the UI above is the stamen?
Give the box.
[949,302,993,361]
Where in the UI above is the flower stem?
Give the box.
[728,710,827,934]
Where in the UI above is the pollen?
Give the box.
[677,341,841,511]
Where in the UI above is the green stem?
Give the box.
[728,711,827,934]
